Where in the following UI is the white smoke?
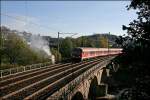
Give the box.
[30,35,51,56]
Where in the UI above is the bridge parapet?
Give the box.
[0,62,51,78]
[48,59,111,100]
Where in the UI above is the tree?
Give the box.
[60,37,73,59]
[123,0,150,41]
[122,0,150,62]
[0,32,3,65]
[113,0,150,99]
[84,37,95,47]
[1,26,52,69]
[3,33,26,64]
[75,36,94,47]
[1,32,50,67]
[75,37,83,47]
[99,36,108,48]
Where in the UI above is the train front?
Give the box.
[71,48,82,62]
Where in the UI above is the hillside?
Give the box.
[84,34,119,48]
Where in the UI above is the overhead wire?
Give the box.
[0,2,80,37]
[25,0,28,32]
[0,12,62,33]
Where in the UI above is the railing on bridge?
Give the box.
[49,60,110,100]
[0,62,51,78]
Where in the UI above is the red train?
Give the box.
[71,47,122,61]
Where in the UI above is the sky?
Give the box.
[1,1,138,38]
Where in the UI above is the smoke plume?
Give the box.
[30,35,51,56]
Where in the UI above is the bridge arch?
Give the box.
[71,91,84,100]
[88,76,98,100]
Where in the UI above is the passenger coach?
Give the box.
[71,47,122,61]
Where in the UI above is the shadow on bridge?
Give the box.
[88,76,98,100]
[101,68,108,84]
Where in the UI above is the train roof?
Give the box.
[74,47,122,52]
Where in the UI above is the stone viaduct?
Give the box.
[48,57,116,100]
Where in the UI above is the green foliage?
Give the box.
[75,37,83,47]
[123,0,150,43]
[3,33,26,64]
[75,36,96,47]
[75,36,109,48]
[99,36,108,48]
[121,0,150,63]
[0,32,2,65]
[1,33,50,69]
[60,37,73,59]
[81,37,94,47]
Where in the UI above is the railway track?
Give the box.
[0,56,111,100]
[25,60,102,100]
[0,63,70,86]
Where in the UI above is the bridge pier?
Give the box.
[96,84,108,97]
